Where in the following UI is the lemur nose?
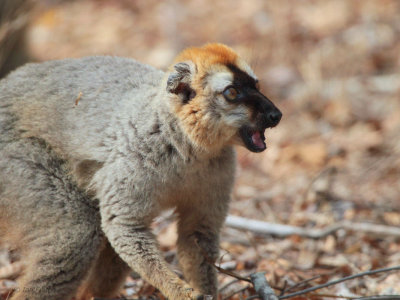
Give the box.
[268,109,282,127]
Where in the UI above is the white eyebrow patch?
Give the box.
[236,59,258,81]
[209,72,233,92]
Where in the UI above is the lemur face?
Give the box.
[166,43,282,153]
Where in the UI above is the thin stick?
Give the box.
[209,257,252,283]
[195,239,252,283]
[307,293,355,299]
[301,294,400,299]
[278,280,287,296]
[222,286,250,300]
[279,265,400,299]
[353,297,400,300]
[284,273,324,292]
[219,278,243,292]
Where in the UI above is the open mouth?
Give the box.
[239,126,267,153]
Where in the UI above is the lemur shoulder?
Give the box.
[0,43,281,300]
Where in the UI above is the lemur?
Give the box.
[0,43,282,300]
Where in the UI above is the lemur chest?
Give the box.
[156,156,233,210]
[153,163,210,206]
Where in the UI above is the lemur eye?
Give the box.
[223,87,238,101]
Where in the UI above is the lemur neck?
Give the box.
[155,92,229,161]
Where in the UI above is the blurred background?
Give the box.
[1,0,399,299]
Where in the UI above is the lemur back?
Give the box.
[1,57,162,158]
[0,44,281,300]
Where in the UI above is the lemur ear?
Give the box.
[166,61,197,103]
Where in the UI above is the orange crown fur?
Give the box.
[173,43,238,72]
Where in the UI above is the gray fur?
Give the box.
[0,56,235,299]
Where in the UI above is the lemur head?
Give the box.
[166,43,282,153]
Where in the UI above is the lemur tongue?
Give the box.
[251,131,264,149]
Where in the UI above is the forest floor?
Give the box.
[1,0,400,299]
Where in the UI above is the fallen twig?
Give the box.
[221,286,249,300]
[284,268,340,293]
[212,261,252,283]
[289,294,400,299]
[195,238,251,283]
[353,296,400,300]
[225,215,400,238]
[283,273,324,293]
[218,278,243,292]
[278,265,400,299]
[250,272,279,300]
[307,293,355,299]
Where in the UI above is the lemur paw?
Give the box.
[182,286,212,300]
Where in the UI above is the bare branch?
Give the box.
[225,215,400,238]
[353,297,400,300]
[222,286,249,300]
[285,269,339,293]
[195,238,252,283]
[250,272,279,300]
[219,278,243,292]
[279,265,400,299]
